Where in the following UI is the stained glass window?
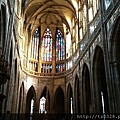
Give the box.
[40,28,66,73]
[41,64,52,73]
[29,27,40,72]
[56,29,65,61]
[42,28,52,61]
[30,27,40,60]
[56,63,65,73]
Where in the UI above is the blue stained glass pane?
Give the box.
[56,65,58,68]
[56,29,65,61]
[55,29,65,72]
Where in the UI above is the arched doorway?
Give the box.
[26,86,36,120]
[110,16,120,113]
[74,75,80,113]
[93,46,109,114]
[67,84,73,119]
[54,86,65,117]
[39,86,50,114]
[67,84,73,114]
[82,63,91,114]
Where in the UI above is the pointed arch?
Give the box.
[39,86,50,114]
[82,63,91,113]
[54,86,65,114]
[26,85,36,120]
[67,83,73,115]
[74,74,80,113]
[93,46,109,114]
[27,85,36,99]
[40,86,47,98]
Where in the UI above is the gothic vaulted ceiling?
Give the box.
[24,0,77,32]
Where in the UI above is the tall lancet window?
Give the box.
[29,27,40,72]
[42,28,52,61]
[41,28,52,73]
[56,29,65,61]
[56,29,65,73]
[30,27,40,60]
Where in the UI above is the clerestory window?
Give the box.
[29,27,66,73]
[42,28,52,61]
[56,29,65,61]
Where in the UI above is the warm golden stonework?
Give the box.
[0,0,120,120]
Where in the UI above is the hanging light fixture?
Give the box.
[0,55,10,84]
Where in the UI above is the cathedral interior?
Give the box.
[0,0,120,120]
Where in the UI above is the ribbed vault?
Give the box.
[23,0,78,32]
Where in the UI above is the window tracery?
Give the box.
[56,29,65,61]
[30,27,40,60]
[56,29,65,73]
[42,28,52,61]
[29,27,40,72]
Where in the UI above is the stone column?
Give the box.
[49,81,54,114]
[45,88,49,113]
[52,38,56,73]
[38,35,42,73]
[34,93,40,120]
